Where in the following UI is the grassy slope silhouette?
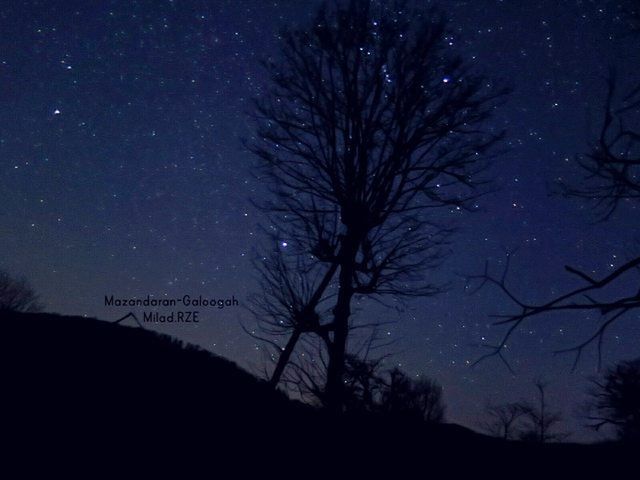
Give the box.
[2,311,632,475]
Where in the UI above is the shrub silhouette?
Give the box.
[342,357,445,423]
[0,269,42,312]
[379,368,445,423]
[587,358,640,442]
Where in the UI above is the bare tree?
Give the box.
[469,5,640,369]
[248,0,507,411]
[343,354,386,414]
[410,376,446,423]
[559,71,640,221]
[518,379,568,443]
[246,246,336,387]
[280,327,395,408]
[342,360,446,423]
[585,358,640,442]
[468,248,640,370]
[0,270,42,313]
[480,402,528,440]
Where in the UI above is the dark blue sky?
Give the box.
[1,0,638,440]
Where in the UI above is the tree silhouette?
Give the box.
[248,0,507,411]
[246,247,336,388]
[343,354,386,414]
[586,358,640,442]
[480,402,528,440]
[518,379,568,443]
[379,368,445,423]
[0,269,42,313]
[413,377,446,423]
[337,356,446,423]
[469,4,640,369]
[559,71,640,221]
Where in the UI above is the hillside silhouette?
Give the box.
[2,311,633,476]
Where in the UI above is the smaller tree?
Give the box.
[245,246,335,388]
[518,379,568,443]
[0,270,42,313]
[412,377,446,424]
[377,368,445,423]
[586,358,640,443]
[380,368,445,423]
[341,360,445,424]
[480,402,528,440]
[343,354,386,414]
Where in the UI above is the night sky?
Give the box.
[2,0,638,440]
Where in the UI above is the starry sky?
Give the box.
[1,0,638,441]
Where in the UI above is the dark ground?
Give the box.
[2,311,634,477]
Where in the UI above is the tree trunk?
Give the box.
[324,235,359,413]
[268,329,301,388]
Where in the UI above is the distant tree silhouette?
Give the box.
[343,354,386,414]
[342,361,445,423]
[586,358,640,442]
[480,402,528,440]
[247,0,507,411]
[518,379,568,443]
[379,368,445,423]
[469,5,640,369]
[0,269,42,312]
